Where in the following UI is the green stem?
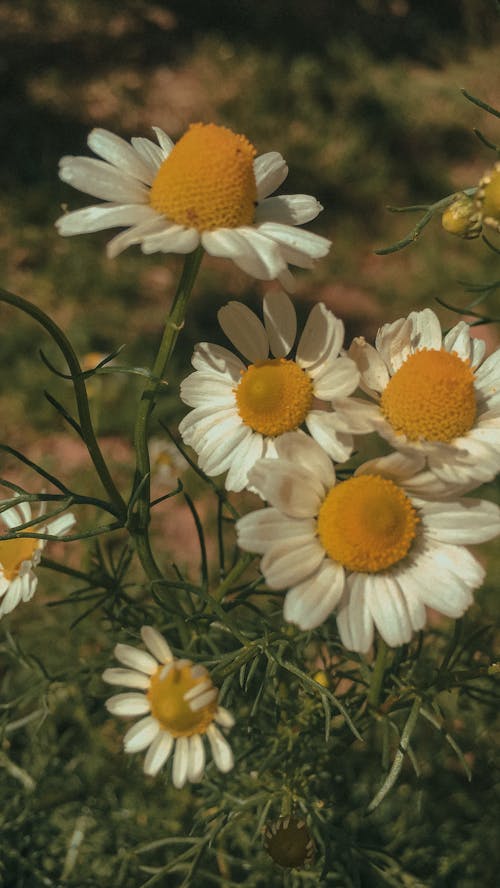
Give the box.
[212,552,255,602]
[130,247,203,595]
[0,287,126,519]
[368,637,389,709]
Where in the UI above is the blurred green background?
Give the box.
[1,1,500,886]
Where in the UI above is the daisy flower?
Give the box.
[236,432,500,653]
[178,290,360,492]
[0,501,76,618]
[56,122,331,290]
[334,308,500,487]
[148,437,188,485]
[103,626,235,788]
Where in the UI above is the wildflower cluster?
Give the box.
[1,114,499,881]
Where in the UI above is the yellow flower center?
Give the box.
[147,661,217,738]
[480,165,500,223]
[0,535,39,581]
[380,348,476,442]
[235,359,314,437]
[317,475,419,573]
[149,122,257,231]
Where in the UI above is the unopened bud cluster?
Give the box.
[442,162,500,239]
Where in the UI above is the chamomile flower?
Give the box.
[56,123,331,290]
[103,626,235,788]
[178,291,360,491]
[334,308,500,487]
[0,501,76,618]
[149,437,188,485]
[236,432,500,653]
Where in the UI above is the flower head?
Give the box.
[476,161,500,232]
[56,123,331,290]
[148,437,188,485]
[336,308,500,487]
[236,432,500,653]
[0,501,75,618]
[179,291,359,491]
[103,626,234,787]
[263,817,315,869]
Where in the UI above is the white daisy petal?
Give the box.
[59,156,149,203]
[140,626,173,663]
[123,716,160,753]
[191,342,245,378]
[312,355,359,400]
[114,643,159,674]
[179,404,238,448]
[474,348,500,392]
[237,508,316,555]
[187,734,206,783]
[102,668,151,690]
[189,688,218,712]
[254,151,288,200]
[215,707,235,729]
[248,459,325,518]
[348,337,390,395]
[443,321,473,363]
[263,290,297,358]
[172,737,189,788]
[258,221,331,260]
[130,136,165,170]
[197,421,252,476]
[336,578,374,654]
[180,372,236,409]
[255,194,323,226]
[0,576,24,617]
[331,397,382,434]
[151,127,175,155]
[284,560,345,629]
[305,411,354,463]
[409,308,442,351]
[141,225,200,255]
[106,216,170,258]
[470,336,487,369]
[206,724,234,773]
[421,498,500,543]
[218,302,269,363]
[105,693,151,717]
[203,227,285,281]
[87,128,156,184]
[143,731,174,776]
[297,304,344,368]
[274,431,336,489]
[365,574,412,647]
[261,538,325,589]
[45,513,76,536]
[56,203,158,236]
[375,316,412,374]
[224,432,265,492]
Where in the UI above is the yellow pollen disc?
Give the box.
[0,535,39,581]
[380,348,476,442]
[147,662,217,738]
[235,359,314,437]
[317,474,419,573]
[149,122,257,231]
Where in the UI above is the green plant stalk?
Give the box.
[131,247,204,584]
[368,637,389,709]
[212,553,255,602]
[0,287,126,519]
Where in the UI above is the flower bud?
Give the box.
[441,193,482,239]
[476,162,500,232]
[263,816,315,868]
